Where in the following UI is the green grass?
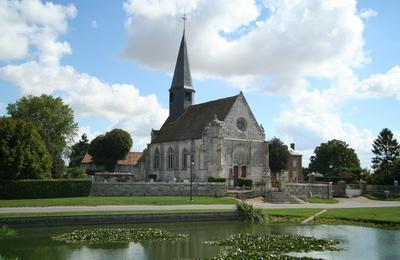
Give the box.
[320,207,400,223]
[364,194,400,201]
[0,209,235,218]
[265,208,322,218]
[305,197,339,204]
[262,207,400,228]
[0,196,236,207]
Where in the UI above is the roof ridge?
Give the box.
[189,94,239,108]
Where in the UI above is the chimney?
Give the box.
[290,143,295,150]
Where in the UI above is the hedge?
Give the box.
[208,176,227,183]
[0,179,92,199]
[238,178,253,187]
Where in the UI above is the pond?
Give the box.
[1,222,400,259]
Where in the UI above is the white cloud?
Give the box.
[0,0,76,61]
[0,0,168,151]
[359,8,377,19]
[91,20,98,28]
[123,0,368,93]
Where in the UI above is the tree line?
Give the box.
[269,129,400,185]
[0,95,132,181]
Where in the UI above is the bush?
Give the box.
[236,200,266,223]
[208,176,226,183]
[65,167,87,179]
[238,178,253,187]
[0,179,92,199]
[147,174,157,181]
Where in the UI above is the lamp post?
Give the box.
[190,157,194,201]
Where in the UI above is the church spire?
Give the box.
[168,17,195,122]
[170,26,193,90]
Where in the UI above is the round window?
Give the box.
[236,117,247,131]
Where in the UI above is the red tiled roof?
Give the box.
[81,152,142,166]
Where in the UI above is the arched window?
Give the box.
[153,148,160,169]
[182,149,188,169]
[168,147,174,169]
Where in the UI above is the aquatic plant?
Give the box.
[0,225,16,238]
[52,228,187,244]
[236,200,266,223]
[205,233,341,259]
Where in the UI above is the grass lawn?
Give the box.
[364,194,400,201]
[0,209,235,218]
[0,196,236,207]
[304,197,339,204]
[263,207,400,228]
[320,207,400,223]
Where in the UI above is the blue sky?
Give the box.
[0,0,399,168]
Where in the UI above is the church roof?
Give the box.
[152,94,239,143]
[170,30,193,90]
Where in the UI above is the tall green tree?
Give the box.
[268,137,289,174]
[69,134,90,167]
[88,129,132,172]
[371,128,400,176]
[309,139,361,176]
[7,95,78,178]
[0,118,52,180]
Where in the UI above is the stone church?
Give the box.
[142,30,270,187]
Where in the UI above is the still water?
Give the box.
[1,222,399,259]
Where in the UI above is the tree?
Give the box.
[0,118,52,180]
[268,137,289,174]
[88,129,132,172]
[309,139,361,176]
[69,134,90,167]
[371,128,400,177]
[7,95,78,177]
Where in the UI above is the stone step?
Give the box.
[264,191,302,204]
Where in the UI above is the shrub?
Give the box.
[238,178,253,187]
[147,174,157,181]
[208,176,226,183]
[65,167,87,179]
[0,225,16,238]
[236,200,266,223]
[0,179,92,199]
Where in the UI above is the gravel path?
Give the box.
[1,197,400,214]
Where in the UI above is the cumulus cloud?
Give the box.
[0,0,76,61]
[123,0,368,93]
[0,0,168,151]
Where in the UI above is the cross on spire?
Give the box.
[182,13,187,31]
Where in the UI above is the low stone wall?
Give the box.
[0,212,240,227]
[366,185,400,197]
[286,183,333,199]
[91,182,228,197]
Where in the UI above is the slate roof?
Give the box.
[152,94,239,143]
[170,30,193,90]
[81,152,143,166]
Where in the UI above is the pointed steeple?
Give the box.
[168,27,195,122]
[170,30,193,90]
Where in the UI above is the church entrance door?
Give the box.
[233,166,239,186]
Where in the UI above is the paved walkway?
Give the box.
[1,197,400,214]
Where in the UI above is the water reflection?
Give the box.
[0,222,399,260]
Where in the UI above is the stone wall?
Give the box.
[286,183,333,199]
[91,182,228,197]
[366,185,400,197]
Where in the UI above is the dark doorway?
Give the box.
[233,166,239,186]
[241,166,246,178]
